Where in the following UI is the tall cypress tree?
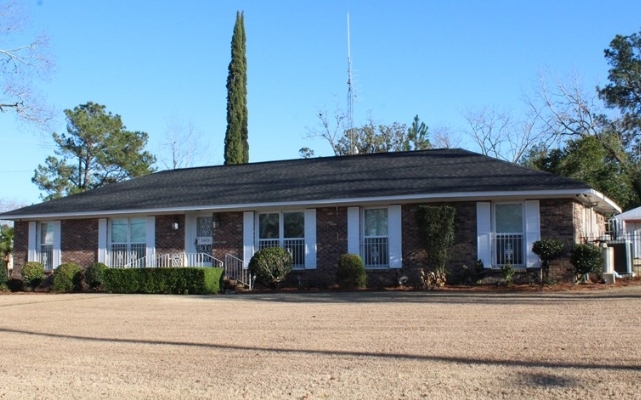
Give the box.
[224,11,248,165]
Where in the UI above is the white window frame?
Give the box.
[347,205,402,270]
[256,211,306,269]
[30,221,61,271]
[493,202,525,267]
[108,217,149,268]
[362,207,390,269]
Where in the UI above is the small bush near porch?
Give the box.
[103,267,223,294]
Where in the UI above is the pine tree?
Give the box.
[224,11,248,165]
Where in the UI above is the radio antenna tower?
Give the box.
[346,12,355,155]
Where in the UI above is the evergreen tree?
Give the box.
[224,11,248,165]
[32,102,156,200]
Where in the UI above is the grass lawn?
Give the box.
[1,288,640,399]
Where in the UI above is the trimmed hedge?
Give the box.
[22,262,45,289]
[336,254,367,288]
[0,259,7,289]
[103,267,223,294]
[53,262,83,292]
[249,247,292,288]
[85,262,108,289]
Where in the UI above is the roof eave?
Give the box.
[0,188,605,220]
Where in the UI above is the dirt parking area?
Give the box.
[1,288,640,399]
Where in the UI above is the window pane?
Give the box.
[259,213,280,239]
[111,219,128,243]
[364,209,388,237]
[130,219,147,243]
[283,212,304,238]
[496,204,523,233]
[40,223,54,245]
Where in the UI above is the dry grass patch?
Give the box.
[1,288,640,399]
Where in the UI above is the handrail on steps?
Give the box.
[224,253,254,290]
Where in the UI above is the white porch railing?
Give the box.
[113,252,223,269]
[225,253,254,290]
[258,238,305,269]
[154,253,224,268]
[110,244,146,268]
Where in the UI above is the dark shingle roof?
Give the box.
[2,149,591,218]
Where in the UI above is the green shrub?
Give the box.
[336,254,367,288]
[22,262,45,288]
[501,263,515,284]
[53,262,83,292]
[103,267,223,294]
[571,243,603,277]
[0,259,7,290]
[416,205,456,285]
[85,262,108,289]
[475,259,484,276]
[248,247,292,288]
[532,239,565,279]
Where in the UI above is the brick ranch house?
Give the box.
[1,149,621,287]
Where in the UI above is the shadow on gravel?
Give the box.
[0,326,639,373]
[518,371,579,388]
[203,289,641,305]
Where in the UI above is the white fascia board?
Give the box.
[4,189,600,220]
[581,189,621,214]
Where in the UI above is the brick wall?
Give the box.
[61,219,98,267]
[303,206,348,287]
[212,212,243,261]
[401,202,477,285]
[11,221,28,277]
[155,214,185,255]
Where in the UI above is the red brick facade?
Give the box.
[11,221,28,277]
[155,214,185,256]
[9,197,610,285]
[212,212,244,262]
[61,219,99,266]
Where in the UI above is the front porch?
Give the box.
[105,250,254,290]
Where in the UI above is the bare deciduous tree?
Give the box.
[461,106,549,163]
[525,69,604,138]
[303,107,430,156]
[430,126,462,149]
[0,0,54,129]
[304,105,349,156]
[159,116,209,170]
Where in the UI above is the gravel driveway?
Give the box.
[1,288,640,399]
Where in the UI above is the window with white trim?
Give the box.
[362,208,389,268]
[257,211,305,268]
[494,203,524,266]
[38,222,54,270]
[110,218,146,267]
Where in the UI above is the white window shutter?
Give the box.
[525,200,541,267]
[476,202,492,268]
[52,221,61,268]
[304,209,317,269]
[98,218,107,263]
[347,207,360,255]
[146,216,155,267]
[243,211,255,269]
[28,221,37,262]
[388,205,402,268]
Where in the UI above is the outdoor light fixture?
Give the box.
[171,221,179,230]
[212,214,221,229]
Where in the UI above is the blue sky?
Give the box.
[2,0,641,206]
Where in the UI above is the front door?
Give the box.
[194,216,213,266]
